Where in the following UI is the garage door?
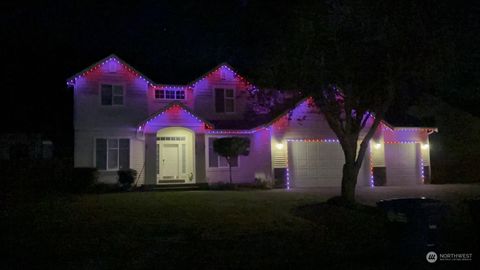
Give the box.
[288,142,369,187]
[385,144,420,185]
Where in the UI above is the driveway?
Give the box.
[282,184,480,205]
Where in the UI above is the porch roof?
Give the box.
[137,101,214,129]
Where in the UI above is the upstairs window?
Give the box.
[101,84,124,105]
[215,88,235,113]
[155,89,185,100]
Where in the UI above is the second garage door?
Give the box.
[385,143,420,185]
[288,141,369,187]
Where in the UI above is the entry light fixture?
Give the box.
[374,143,382,149]
[421,144,430,149]
[275,143,284,150]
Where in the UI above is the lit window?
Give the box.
[101,84,124,105]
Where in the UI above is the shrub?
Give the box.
[254,178,272,189]
[117,169,137,190]
[70,167,98,193]
[208,182,237,190]
[87,183,121,194]
[0,159,73,193]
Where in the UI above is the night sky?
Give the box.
[1,1,479,153]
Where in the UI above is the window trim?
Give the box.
[154,89,186,100]
[99,83,125,106]
[213,88,235,113]
[205,135,242,170]
[93,137,131,171]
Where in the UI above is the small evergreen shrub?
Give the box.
[117,169,137,190]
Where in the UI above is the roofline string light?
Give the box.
[67,57,155,87]
[420,157,425,184]
[369,143,375,187]
[190,65,258,90]
[384,141,420,144]
[139,104,214,130]
[286,138,340,143]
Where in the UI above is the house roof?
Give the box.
[66,54,255,89]
[137,101,214,129]
[245,97,437,132]
[188,62,256,88]
[69,54,436,132]
[66,54,157,86]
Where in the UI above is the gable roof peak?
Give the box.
[66,53,155,86]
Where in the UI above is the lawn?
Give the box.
[2,189,477,269]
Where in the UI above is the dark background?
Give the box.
[1,0,479,182]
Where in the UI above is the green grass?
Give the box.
[3,190,462,269]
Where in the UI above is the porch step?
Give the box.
[139,183,208,191]
[157,179,187,184]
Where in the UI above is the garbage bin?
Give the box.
[468,198,480,245]
[377,197,447,257]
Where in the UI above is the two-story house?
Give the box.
[68,55,437,188]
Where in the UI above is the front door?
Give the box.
[157,135,191,182]
[161,144,179,179]
[156,131,195,184]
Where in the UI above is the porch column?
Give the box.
[144,132,157,185]
[195,133,206,183]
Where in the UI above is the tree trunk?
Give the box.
[341,162,357,205]
[340,137,359,205]
[229,163,232,184]
[226,157,233,184]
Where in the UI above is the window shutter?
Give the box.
[101,85,113,105]
[95,139,107,170]
[215,88,225,112]
[208,138,219,167]
[119,139,130,169]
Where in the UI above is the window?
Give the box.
[155,89,185,100]
[95,138,129,170]
[101,84,124,105]
[208,137,238,168]
[215,88,234,113]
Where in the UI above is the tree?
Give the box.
[213,137,250,184]
[251,0,437,204]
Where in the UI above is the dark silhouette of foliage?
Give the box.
[213,137,250,184]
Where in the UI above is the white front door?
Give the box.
[156,129,195,183]
[161,144,179,179]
